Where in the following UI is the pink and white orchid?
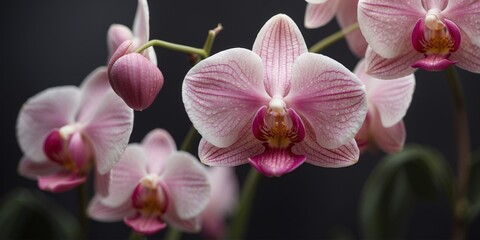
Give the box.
[107,0,156,64]
[17,67,134,193]
[358,0,480,78]
[201,167,238,239]
[304,0,367,58]
[182,14,367,177]
[88,129,210,235]
[353,59,415,154]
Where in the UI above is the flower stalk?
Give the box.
[309,22,359,53]
[446,66,471,240]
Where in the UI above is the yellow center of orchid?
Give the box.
[258,98,299,149]
[137,175,166,216]
[421,12,455,55]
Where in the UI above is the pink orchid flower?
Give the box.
[304,0,367,58]
[353,59,415,154]
[17,67,134,193]
[88,129,210,235]
[358,0,480,79]
[107,0,156,65]
[182,14,367,177]
[201,167,238,239]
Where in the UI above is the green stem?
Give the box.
[446,66,471,240]
[128,231,145,240]
[77,183,89,240]
[227,168,262,239]
[164,227,181,240]
[308,22,359,53]
[135,40,207,58]
[180,126,199,152]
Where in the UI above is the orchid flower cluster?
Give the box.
[14,0,479,239]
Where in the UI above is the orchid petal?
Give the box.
[100,144,147,207]
[451,32,480,73]
[336,0,368,58]
[358,0,425,58]
[142,129,177,175]
[444,0,480,47]
[365,46,420,79]
[83,92,134,174]
[17,86,81,162]
[18,156,61,180]
[203,167,238,217]
[304,1,340,29]
[354,114,371,153]
[38,172,87,193]
[124,214,167,235]
[77,67,113,123]
[294,137,359,168]
[354,59,415,127]
[132,0,150,45]
[286,53,367,149]
[161,152,210,220]
[422,0,448,10]
[94,170,111,197]
[199,123,263,167]
[306,0,327,4]
[253,14,308,97]
[87,195,135,221]
[163,201,201,232]
[183,48,269,148]
[107,24,134,58]
[371,116,406,154]
[249,146,306,177]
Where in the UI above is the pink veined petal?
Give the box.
[82,91,134,174]
[38,172,87,193]
[107,24,134,58]
[306,0,328,4]
[17,86,81,162]
[354,59,415,127]
[293,136,360,168]
[304,1,340,29]
[371,116,406,154]
[249,145,306,177]
[124,214,167,235]
[87,195,135,221]
[252,14,308,97]
[450,32,480,74]
[354,113,371,153]
[285,53,367,149]
[163,201,202,233]
[182,48,269,148]
[77,67,113,123]
[336,0,368,58]
[421,0,448,10]
[161,152,210,220]
[141,128,177,175]
[18,156,62,180]
[132,0,150,46]
[94,170,111,197]
[358,0,425,58]
[199,123,263,167]
[443,0,480,47]
[100,144,148,207]
[365,46,421,79]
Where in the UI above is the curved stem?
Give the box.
[180,126,200,152]
[227,168,261,239]
[77,182,89,240]
[135,40,207,58]
[446,66,471,240]
[309,22,359,53]
[164,227,181,240]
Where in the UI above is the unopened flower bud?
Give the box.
[108,40,164,111]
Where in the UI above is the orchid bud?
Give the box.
[108,40,164,111]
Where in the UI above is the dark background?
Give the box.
[1,0,479,239]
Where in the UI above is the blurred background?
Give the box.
[1,0,479,239]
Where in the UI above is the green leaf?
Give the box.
[0,188,81,240]
[468,149,480,222]
[360,145,454,239]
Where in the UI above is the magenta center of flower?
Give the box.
[411,10,461,71]
[131,175,169,217]
[43,124,93,175]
